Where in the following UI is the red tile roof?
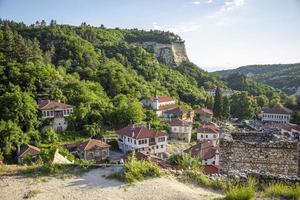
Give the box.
[66,139,110,152]
[194,107,213,116]
[18,144,41,158]
[152,96,175,103]
[197,122,219,133]
[39,100,74,110]
[157,104,178,111]
[117,125,167,139]
[184,141,218,160]
[261,106,293,115]
[203,165,219,175]
[169,118,192,127]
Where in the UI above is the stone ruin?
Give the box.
[219,131,300,181]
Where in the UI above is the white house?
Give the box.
[259,106,293,124]
[169,118,192,142]
[184,141,219,166]
[194,107,213,122]
[117,125,168,159]
[39,99,74,132]
[142,96,176,110]
[207,88,235,97]
[196,122,220,145]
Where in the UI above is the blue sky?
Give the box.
[0,0,300,71]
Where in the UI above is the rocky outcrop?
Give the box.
[136,41,189,66]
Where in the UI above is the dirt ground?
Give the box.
[0,168,224,200]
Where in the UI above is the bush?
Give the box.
[123,152,160,183]
[43,127,58,144]
[169,154,201,170]
[264,183,300,199]
[224,178,257,200]
[23,190,41,199]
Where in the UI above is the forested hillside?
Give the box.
[216,63,300,94]
[0,20,224,159]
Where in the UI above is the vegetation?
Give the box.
[107,153,160,183]
[213,86,223,119]
[230,92,259,120]
[23,189,42,199]
[169,153,201,170]
[216,63,300,94]
[264,183,300,199]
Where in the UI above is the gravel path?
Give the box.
[0,168,224,200]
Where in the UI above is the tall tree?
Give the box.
[222,96,231,120]
[230,92,258,120]
[213,86,223,119]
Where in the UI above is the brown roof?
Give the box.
[203,165,219,175]
[117,125,167,139]
[66,139,110,152]
[194,107,213,116]
[261,106,293,115]
[157,104,178,111]
[169,118,192,127]
[39,100,74,110]
[282,123,300,132]
[197,127,219,134]
[18,144,41,158]
[151,96,175,103]
[164,106,193,116]
[184,141,218,160]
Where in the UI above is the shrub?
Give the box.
[225,185,255,200]
[43,127,58,144]
[169,153,201,170]
[23,190,41,199]
[264,183,300,199]
[224,178,257,200]
[123,152,160,183]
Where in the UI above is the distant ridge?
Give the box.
[215,63,300,94]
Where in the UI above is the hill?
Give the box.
[215,63,300,94]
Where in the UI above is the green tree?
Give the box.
[256,95,269,107]
[84,123,102,137]
[230,92,258,120]
[0,120,28,157]
[205,96,214,110]
[0,85,39,132]
[222,96,231,120]
[43,127,58,144]
[291,111,300,125]
[213,86,223,119]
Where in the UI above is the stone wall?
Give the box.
[220,132,300,177]
[136,41,188,66]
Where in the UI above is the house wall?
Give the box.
[197,132,219,145]
[170,125,192,142]
[117,135,167,158]
[84,148,109,161]
[219,132,300,176]
[260,112,291,123]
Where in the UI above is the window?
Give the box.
[51,111,54,116]
[67,109,70,114]
[134,140,136,144]
[63,110,66,115]
[201,135,203,138]
[206,135,208,138]
[47,111,50,116]
[161,145,163,148]
[158,137,165,142]
[102,150,107,157]
[156,146,159,149]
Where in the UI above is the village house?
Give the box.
[207,88,235,97]
[196,122,220,145]
[17,144,41,164]
[168,118,192,142]
[259,106,293,124]
[163,106,194,122]
[184,140,219,166]
[117,125,168,159]
[65,139,110,163]
[194,107,213,122]
[39,99,74,132]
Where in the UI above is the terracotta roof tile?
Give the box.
[39,100,74,110]
[66,139,110,152]
[117,125,167,139]
[194,108,213,116]
[169,118,192,127]
[150,96,175,103]
[203,165,219,174]
[18,144,41,158]
[261,106,293,115]
[184,141,218,160]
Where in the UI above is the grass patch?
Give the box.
[23,189,42,199]
[224,178,257,200]
[0,164,94,179]
[264,183,300,200]
[107,152,160,183]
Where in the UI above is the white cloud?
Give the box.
[192,1,201,5]
[221,0,245,11]
[207,0,213,3]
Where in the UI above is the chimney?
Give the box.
[148,123,151,129]
[57,99,61,103]
[132,131,135,138]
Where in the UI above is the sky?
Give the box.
[0,0,300,71]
